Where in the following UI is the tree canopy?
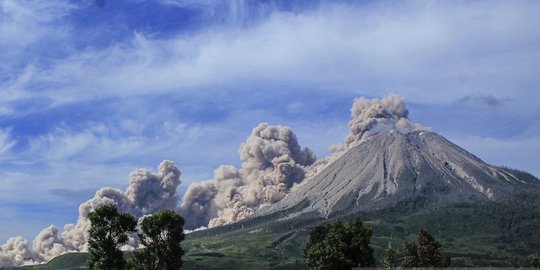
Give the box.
[87,204,137,270]
[304,216,375,270]
[129,210,186,270]
[400,229,450,268]
[381,240,396,270]
[532,254,540,269]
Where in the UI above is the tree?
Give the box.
[400,241,418,267]
[303,224,329,258]
[304,216,375,270]
[347,216,376,267]
[87,204,137,270]
[532,254,540,269]
[381,240,396,270]
[129,210,186,270]
[400,229,450,268]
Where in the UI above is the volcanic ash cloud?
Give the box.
[345,93,425,148]
[0,93,426,267]
[61,160,181,252]
[0,160,181,267]
[0,123,316,265]
[0,236,33,267]
[180,123,317,229]
[32,225,66,262]
[306,93,427,178]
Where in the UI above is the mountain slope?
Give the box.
[20,130,540,269]
[259,130,540,218]
[23,192,540,269]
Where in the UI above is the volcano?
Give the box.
[29,129,540,270]
[23,95,540,269]
[259,130,540,218]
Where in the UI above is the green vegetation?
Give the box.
[129,210,185,270]
[532,253,540,268]
[86,207,186,270]
[304,216,375,270]
[181,221,311,269]
[21,252,89,270]
[381,240,396,270]
[87,205,137,270]
[400,229,450,267]
[21,192,540,270]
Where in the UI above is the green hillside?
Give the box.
[21,192,540,269]
[21,252,88,270]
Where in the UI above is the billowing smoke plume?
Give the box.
[0,94,426,266]
[0,236,33,267]
[0,160,181,267]
[61,160,181,252]
[180,123,316,229]
[32,226,66,262]
[306,94,427,178]
[345,94,425,148]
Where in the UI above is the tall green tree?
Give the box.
[400,229,450,268]
[87,204,137,270]
[129,210,186,270]
[347,216,376,267]
[381,240,396,270]
[303,224,329,258]
[304,216,375,270]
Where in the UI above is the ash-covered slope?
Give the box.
[258,130,540,218]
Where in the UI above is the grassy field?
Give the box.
[20,193,540,269]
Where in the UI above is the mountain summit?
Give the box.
[26,129,540,270]
[258,130,540,218]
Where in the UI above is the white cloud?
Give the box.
[3,0,537,113]
[0,0,75,63]
[3,0,538,204]
[0,0,73,46]
[0,129,15,159]
[0,0,75,117]
[0,118,243,203]
[23,120,239,165]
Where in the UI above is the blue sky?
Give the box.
[1,0,539,242]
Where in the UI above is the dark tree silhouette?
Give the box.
[532,254,540,269]
[303,224,329,258]
[87,204,137,270]
[129,210,186,270]
[381,241,396,270]
[401,229,450,268]
[304,216,375,270]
